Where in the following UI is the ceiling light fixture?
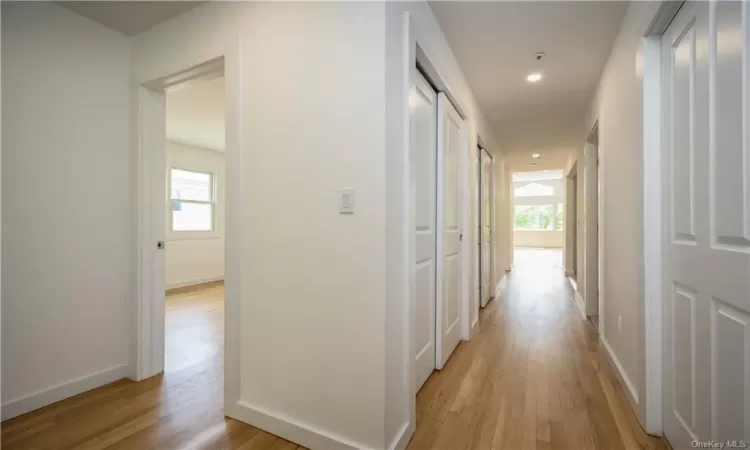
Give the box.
[526,72,543,83]
[532,153,541,159]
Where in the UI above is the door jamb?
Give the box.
[478,147,494,312]
[643,0,682,435]
[132,41,243,416]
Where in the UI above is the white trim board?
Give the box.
[166,276,224,291]
[228,401,377,450]
[387,422,411,450]
[601,336,640,406]
[574,290,586,320]
[1,365,128,421]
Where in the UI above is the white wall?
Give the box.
[166,142,225,289]
[514,230,563,248]
[582,0,662,427]
[1,2,131,419]
[385,2,502,446]
[494,158,510,280]
[512,178,564,248]
[133,3,388,448]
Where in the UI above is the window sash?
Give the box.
[169,167,216,233]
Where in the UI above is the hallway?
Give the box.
[407,248,667,450]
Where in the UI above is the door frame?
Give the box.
[643,1,685,435]
[584,126,599,318]
[132,40,244,414]
[478,146,494,309]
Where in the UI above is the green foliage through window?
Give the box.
[514,203,564,231]
[514,205,555,230]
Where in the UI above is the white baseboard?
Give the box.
[1,364,128,421]
[166,275,224,290]
[495,275,508,299]
[601,336,640,406]
[574,290,586,319]
[471,317,479,338]
[229,400,377,450]
[388,421,412,450]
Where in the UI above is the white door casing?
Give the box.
[584,140,599,317]
[436,93,463,370]
[662,1,750,447]
[412,70,438,391]
[136,86,167,380]
[480,149,492,308]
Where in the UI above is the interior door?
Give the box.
[662,1,750,447]
[411,70,438,391]
[436,93,463,370]
[480,149,492,308]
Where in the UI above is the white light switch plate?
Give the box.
[339,188,355,214]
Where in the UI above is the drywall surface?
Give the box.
[133,3,387,448]
[582,0,662,425]
[165,142,225,289]
[1,2,131,418]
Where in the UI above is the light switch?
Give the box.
[339,188,355,214]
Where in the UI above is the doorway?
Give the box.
[134,53,242,402]
[478,147,493,308]
[584,125,599,321]
[565,163,578,288]
[163,74,227,374]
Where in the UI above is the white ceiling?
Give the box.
[429,1,628,154]
[167,76,225,152]
[60,1,203,36]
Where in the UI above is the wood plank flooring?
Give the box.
[405,248,668,450]
[2,249,667,449]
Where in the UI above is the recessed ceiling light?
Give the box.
[527,72,543,83]
[532,153,541,159]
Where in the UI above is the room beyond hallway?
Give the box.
[406,247,667,449]
[513,247,563,272]
[164,282,225,373]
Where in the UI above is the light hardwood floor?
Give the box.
[2,250,667,449]
[405,248,668,450]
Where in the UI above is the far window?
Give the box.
[170,168,215,232]
[514,205,555,230]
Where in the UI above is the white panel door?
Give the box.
[436,93,463,370]
[480,149,492,308]
[662,2,750,448]
[411,70,438,391]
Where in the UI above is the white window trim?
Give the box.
[168,166,219,240]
